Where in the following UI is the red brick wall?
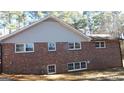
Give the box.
[2,40,123,74]
[0,45,2,73]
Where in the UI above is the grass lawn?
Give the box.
[0,67,124,81]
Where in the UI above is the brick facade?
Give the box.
[1,40,122,74]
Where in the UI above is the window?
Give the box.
[26,43,34,52]
[48,42,56,51]
[67,61,87,71]
[101,42,105,47]
[68,43,74,49]
[95,42,100,48]
[47,64,56,74]
[95,41,106,48]
[81,62,86,68]
[75,62,80,69]
[68,63,74,70]
[15,43,34,53]
[68,42,81,50]
[75,42,81,49]
[16,44,24,52]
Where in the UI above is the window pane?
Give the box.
[48,42,56,51]
[16,44,24,52]
[68,63,74,70]
[26,43,33,51]
[75,42,81,49]
[68,42,74,49]
[75,62,80,69]
[101,42,105,47]
[48,65,55,73]
[81,62,86,68]
[95,42,100,47]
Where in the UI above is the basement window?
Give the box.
[68,63,74,71]
[47,64,56,74]
[15,43,34,53]
[75,62,80,69]
[67,61,87,72]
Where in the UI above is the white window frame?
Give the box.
[74,62,81,70]
[67,61,87,72]
[67,63,74,71]
[48,42,56,51]
[68,42,81,50]
[15,43,34,53]
[95,41,106,48]
[47,64,56,74]
[15,43,25,53]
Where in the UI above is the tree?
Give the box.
[48,11,87,29]
[0,11,13,34]
[0,11,124,37]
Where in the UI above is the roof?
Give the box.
[0,15,91,42]
[89,34,116,40]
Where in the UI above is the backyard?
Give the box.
[0,66,124,81]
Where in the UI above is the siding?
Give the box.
[2,21,89,43]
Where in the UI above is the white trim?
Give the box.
[25,43,35,52]
[67,61,87,72]
[95,41,106,48]
[47,64,56,74]
[15,43,34,53]
[48,42,56,51]
[15,43,24,53]
[67,63,74,71]
[68,42,82,50]
[75,62,82,70]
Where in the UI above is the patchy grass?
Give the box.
[1,67,124,81]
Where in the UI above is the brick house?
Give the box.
[0,16,122,74]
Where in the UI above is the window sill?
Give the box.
[68,68,87,72]
[47,72,56,74]
[15,51,34,53]
[96,47,106,49]
[68,48,81,51]
[48,50,56,52]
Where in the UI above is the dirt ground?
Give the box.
[0,67,124,81]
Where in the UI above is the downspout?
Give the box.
[118,39,123,67]
[0,42,3,73]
